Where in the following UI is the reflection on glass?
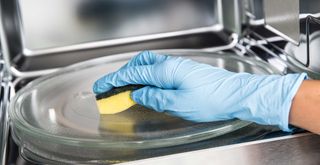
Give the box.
[48,108,56,123]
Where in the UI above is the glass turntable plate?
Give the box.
[10,50,279,158]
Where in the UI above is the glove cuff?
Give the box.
[234,73,307,132]
[280,73,307,132]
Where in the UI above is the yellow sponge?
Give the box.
[95,85,143,115]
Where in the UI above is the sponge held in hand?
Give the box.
[95,85,144,115]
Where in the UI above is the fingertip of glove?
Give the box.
[92,80,112,94]
[139,50,170,60]
[137,50,156,59]
[92,83,99,94]
[140,50,152,55]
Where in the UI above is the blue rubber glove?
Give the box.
[93,51,307,131]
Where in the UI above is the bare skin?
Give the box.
[290,80,320,133]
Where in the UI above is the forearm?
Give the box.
[289,80,320,133]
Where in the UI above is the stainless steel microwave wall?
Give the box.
[1,0,320,164]
[0,0,241,78]
[1,1,320,78]
[246,0,320,44]
[246,0,320,25]
[263,0,300,45]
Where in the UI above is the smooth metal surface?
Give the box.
[0,0,242,78]
[0,52,10,165]
[4,32,238,78]
[21,27,223,57]
[0,0,13,76]
[0,80,10,165]
[263,0,300,45]
[201,33,238,52]
[17,0,219,51]
[120,133,320,165]
[0,29,9,165]
[285,30,320,73]
[220,0,242,34]
[246,0,320,26]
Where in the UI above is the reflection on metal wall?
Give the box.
[246,0,320,21]
[263,0,300,44]
[18,0,218,50]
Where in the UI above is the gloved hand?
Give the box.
[93,51,307,131]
